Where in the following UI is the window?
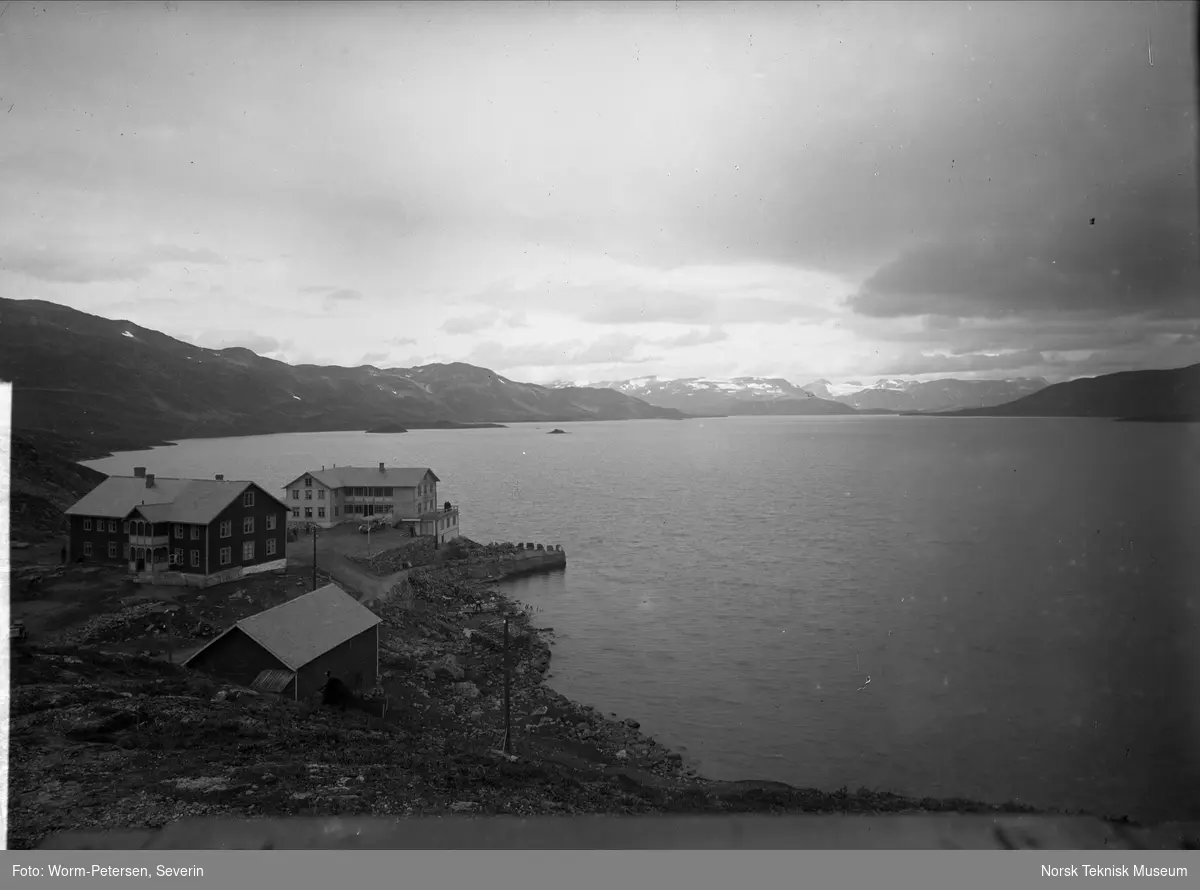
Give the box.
[108,520,117,533]
[172,548,183,565]
[304,507,312,518]
[292,508,300,518]
[266,537,277,556]
[384,487,393,496]
[190,550,200,568]
[219,547,231,566]
[318,489,325,499]
[83,518,92,531]
[317,507,325,518]
[175,525,184,539]
[220,520,232,538]
[266,514,276,531]
[304,476,312,487]
[334,507,339,516]
[108,542,118,558]
[305,490,312,500]
[243,516,254,534]
[122,520,130,534]
[243,490,255,507]
[122,543,130,559]
[83,542,93,556]
[292,489,300,500]
[190,526,199,540]
[242,541,255,561]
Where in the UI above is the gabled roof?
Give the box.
[185,583,381,672]
[281,466,439,491]
[69,476,288,525]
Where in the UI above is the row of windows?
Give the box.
[290,503,396,519]
[83,514,279,536]
[291,486,402,500]
[84,538,278,563]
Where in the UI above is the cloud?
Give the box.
[2,248,149,283]
[144,244,227,265]
[441,311,499,335]
[464,331,655,371]
[360,351,391,366]
[388,336,418,346]
[440,308,538,334]
[653,326,729,348]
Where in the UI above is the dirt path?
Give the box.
[285,535,409,603]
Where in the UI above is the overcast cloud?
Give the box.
[0,0,1195,384]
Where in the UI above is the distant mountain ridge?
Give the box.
[817,377,1049,413]
[578,374,1049,415]
[578,375,856,415]
[0,298,684,460]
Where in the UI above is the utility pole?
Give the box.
[502,615,512,754]
[312,526,317,591]
[166,610,175,665]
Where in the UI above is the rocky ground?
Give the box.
[8,539,1043,850]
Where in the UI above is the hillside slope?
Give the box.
[0,299,683,458]
[943,363,1200,419]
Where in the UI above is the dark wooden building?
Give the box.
[64,466,288,586]
[183,583,381,701]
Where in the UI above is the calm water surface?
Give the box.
[86,416,1200,821]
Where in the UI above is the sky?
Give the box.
[0,0,1196,386]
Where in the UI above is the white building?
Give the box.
[280,463,460,542]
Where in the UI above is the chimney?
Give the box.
[134,467,146,478]
[215,474,224,481]
[145,474,155,488]
[379,462,385,472]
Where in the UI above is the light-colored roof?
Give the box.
[69,476,287,525]
[251,669,296,694]
[281,466,438,491]
[227,583,380,671]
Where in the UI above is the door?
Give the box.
[135,548,145,572]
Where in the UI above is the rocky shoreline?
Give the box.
[368,539,1050,817]
[9,538,1058,850]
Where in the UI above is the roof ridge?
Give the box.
[237,583,351,623]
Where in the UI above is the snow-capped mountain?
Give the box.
[572,374,1052,415]
[831,377,1049,412]
[576,376,855,415]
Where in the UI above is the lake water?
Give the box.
[85,416,1200,822]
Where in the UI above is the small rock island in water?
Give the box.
[548,428,568,434]
[364,423,409,434]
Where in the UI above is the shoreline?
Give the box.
[369,540,1088,824]
[8,537,1152,849]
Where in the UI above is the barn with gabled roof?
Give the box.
[183,583,381,701]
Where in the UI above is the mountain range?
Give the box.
[805,376,1049,413]
[0,298,684,462]
[578,376,856,416]
[576,374,1047,415]
[4,297,1198,541]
